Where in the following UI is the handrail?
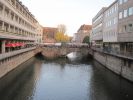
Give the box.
[0,30,35,41]
[0,47,36,60]
[92,47,133,60]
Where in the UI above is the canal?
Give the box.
[0,52,133,100]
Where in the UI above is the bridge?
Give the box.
[0,43,91,78]
[0,42,133,82]
[40,43,90,59]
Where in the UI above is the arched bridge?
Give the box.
[37,43,92,59]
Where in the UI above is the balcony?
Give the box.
[0,14,36,35]
[0,30,35,41]
[0,47,36,60]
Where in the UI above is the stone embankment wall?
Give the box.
[93,51,133,82]
[0,50,35,78]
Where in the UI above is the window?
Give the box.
[119,12,123,19]
[124,25,127,32]
[129,7,133,16]
[119,0,123,5]
[128,24,133,32]
[124,9,128,18]
[123,0,128,3]
[114,17,117,24]
[112,7,114,13]
[106,12,108,17]
[93,15,103,23]
[114,4,117,11]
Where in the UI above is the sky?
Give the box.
[20,0,115,36]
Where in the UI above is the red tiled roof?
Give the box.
[78,24,92,32]
[43,27,58,33]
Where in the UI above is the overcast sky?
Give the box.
[20,0,115,36]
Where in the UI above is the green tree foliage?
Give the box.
[82,36,90,44]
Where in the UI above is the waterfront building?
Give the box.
[36,22,43,43]
[103,0,119,52]
[91,7,107,48]
[72,33,77,43]
[91,0,133,53]
[118,0,133,53]
[43,27,58,43]
[103,0,133,53]
[74,24,92,43]
[0,0,40,53]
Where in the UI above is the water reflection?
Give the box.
[0,52,133,100]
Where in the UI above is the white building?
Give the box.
[91,0,133,53]
[74,24,92,43]
[103,1,118,43]
[102,0,120,52]
[91,7,107,48]
[36,22,43,43]
[0,0,40,53]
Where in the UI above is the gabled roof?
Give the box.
[77,24,92,32]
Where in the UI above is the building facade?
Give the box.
[103,1,119,52]
[36,22,43,43]
[74,24,92,43]
[103,1,118,42]
[118,0,133,53]
[43,27,58,43]
[91,0,133,53]
[91,7,107,47]
[0,0,40,53]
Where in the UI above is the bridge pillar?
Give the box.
[1,40,6,53]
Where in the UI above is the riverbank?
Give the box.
[0,52,133,100]
[93,50,133,82]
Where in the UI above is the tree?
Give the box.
[82,36,90,44]
[57,24,66,34]
[55,24,70,43]
[55,32,64,42]
[55,32,70,43]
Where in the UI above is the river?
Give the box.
[0,52,133,100]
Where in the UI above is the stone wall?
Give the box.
[41,47,82,59]
[121,60,133,82]
[0,50,35,78]
[93,51,133,82]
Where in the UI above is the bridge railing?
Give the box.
[41,43,90,48]
[0,47,36,61]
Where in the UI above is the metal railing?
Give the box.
[0,47,36,60]
[92,47,133,60]
[0,30,35,41]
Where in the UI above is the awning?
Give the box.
[5,43,25,47]
[20,43,25,46]
[5,43,16,47]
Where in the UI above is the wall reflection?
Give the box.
[0,53,133,100]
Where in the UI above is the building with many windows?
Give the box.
[74,24,92,43]
[118,0,133,53]
[43,27,58,43]
[103,1,118,42]
[91,7,107,48]
[91,0,133,53]
[0,0,41,53]
[36,22,43,43]
[103,0,119,52]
